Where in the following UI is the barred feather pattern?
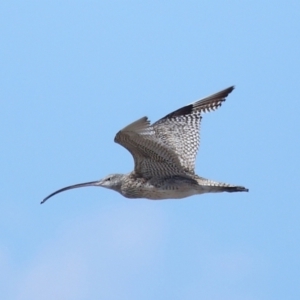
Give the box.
[114,86,234,178]
[152,113,201,174]
[115,118,185,178]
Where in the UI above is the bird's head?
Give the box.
[97,173,124,191]
[41,173,125,204]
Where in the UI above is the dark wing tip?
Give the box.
[192,85,235,113]
[214,85,235,100]
[159,86,235,120]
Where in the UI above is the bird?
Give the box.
[41,86,248,204]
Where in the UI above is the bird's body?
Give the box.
[41,86,248,204]
[115,174,201,200]
[107,173,247,200]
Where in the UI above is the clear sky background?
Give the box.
[1,1,300,299]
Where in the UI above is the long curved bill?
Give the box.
[41,181,99,204]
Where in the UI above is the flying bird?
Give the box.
[41,86,248,204]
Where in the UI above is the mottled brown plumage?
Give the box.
[41,86,248,204]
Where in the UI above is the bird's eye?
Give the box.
[106,177,111,181]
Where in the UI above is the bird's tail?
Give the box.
[220,186,249,193]
[195,176,249,193]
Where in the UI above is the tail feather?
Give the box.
[207,185,249,193]
[195,176,249,193]
[223,186,249,193]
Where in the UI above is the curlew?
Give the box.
[41,86,248,204]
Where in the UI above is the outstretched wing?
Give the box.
[114,86,234,178]
[114,117,186,178]
[152,86,234,174]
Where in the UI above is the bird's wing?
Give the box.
[151,86,234,174]
[114,86,234,177]
[114,117,186,178]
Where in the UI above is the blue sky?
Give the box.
[1,1,300,299]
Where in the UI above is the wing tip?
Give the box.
[114,116,151,144]
[119,116,150,132]
[157,85,236,120]
[223,85,235,96]
[192,85,236,113]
